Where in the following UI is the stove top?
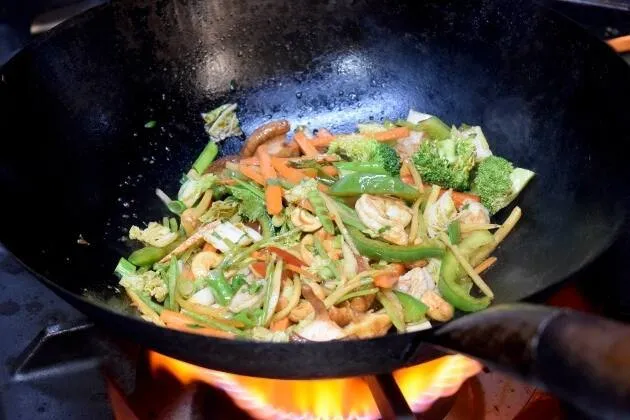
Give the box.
[0,1,629,419]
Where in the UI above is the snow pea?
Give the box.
[329,173,421,201]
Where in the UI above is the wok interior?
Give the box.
[0,0,627,377]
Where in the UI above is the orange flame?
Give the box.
[149,352,481,419]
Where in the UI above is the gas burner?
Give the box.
[8,322,480,420]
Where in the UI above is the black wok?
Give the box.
[0,0,629,416]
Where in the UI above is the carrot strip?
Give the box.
[256,148,284,215]
[239,164,265,185]
[270,317,291,331]
[448,190,480,208]
[401,175,414,185]
[474,256,497,274]
[160,310,197,328]
[373,263,405,288]
[166,321,235,338]
[294,131,319,156]
[321,165,338,177]
[311,129,335,148]
[239,157,259,165]
[301,168,318,178]
[371,127,410,142]
[271,157,308,184]
[285,264,319,281]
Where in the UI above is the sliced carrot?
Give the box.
[270,317,291,332]
[448,190,480,208]
[321,165,338,177]
[371,127,410,142]
[373,274,399,289]
[239,156,260,165]
[294,131,319,156]
[166,321,235,339]
[373,264,405,288]
[301,168,318,178]
[160,310,197,329]
[250,261,267,277]
[271,157,308,184]
[239,164,265,185]
[267,246,305,267]
[311,129,335,148]
[256,148,284,215]
[400,163,411,178]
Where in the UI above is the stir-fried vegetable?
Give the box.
[114,105,533,342]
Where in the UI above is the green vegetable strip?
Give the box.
[393,290,428,323]
[231,275,247,293]
[192,141,219,175]
[181,310,244,335]
[447,220,461,245]
[136,292,165,314]
[332,199,369,231]
[348,227,444,263]
[114,258,136,278]
[144,120,157,128]
[308,190,335,234]
[258,213,273,240]
[377,292,405,332]
[128,246,167,267]
[337,287,379,303]
[162,216,170,228]
[169,217,179,233]
[207,270,234,306]
[166,258,179,311]
[167,200,187,215]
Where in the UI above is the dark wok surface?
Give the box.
[0,0,627,378]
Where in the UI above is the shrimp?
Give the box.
[191,251,223,279]
[355,194,413,245]
[394,131,424,160]
[457,200,491,225]
[395,267,436,300]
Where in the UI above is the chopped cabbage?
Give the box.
[201,103,242,142]
[425,190,457,238]
[129,222,178,248]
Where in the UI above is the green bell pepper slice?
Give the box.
[348,227,444,263]
[329,173,421,201]
[437,230,495,312]
[393,290,428,323]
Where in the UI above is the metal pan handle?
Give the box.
[427,304,630,418]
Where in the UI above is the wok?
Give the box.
[0,0,629,416]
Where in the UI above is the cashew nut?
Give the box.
[421,290,454,322]
[291,208,322,232]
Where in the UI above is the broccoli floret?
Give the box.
[471,156,535,214]
[374,143,402,176]
[412,137,476,191]
[328,135,401,176]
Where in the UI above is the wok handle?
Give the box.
[427,304,630,418]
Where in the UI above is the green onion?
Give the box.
[167,200,187,215]
[162,216,170,228]
[260,259,283,327]
[308,190,335,234]
[169,217,179,233]
[114,258,136,278]
[165,258,179,311]
[447,220,461,245]
[231,274,247,293]
[144,120,157,128]
[181,310,243,335]
[128,247,167,267]
[232,308,263,328]
[207,270,234,306]
[192,141,219,175]
[258,214,273,240]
